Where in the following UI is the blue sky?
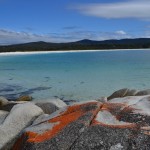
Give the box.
[0,0,150,45]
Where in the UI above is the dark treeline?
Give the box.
[0,38,150,52]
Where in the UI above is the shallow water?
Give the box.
[0,49,150,101]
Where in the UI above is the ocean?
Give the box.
[0,49,150,101]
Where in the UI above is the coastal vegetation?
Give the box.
[0,38,150,52]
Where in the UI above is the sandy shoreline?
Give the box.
[0,48,150,56]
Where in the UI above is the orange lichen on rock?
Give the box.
[26,102,98,143]
[116,106,136,120]
[60,102,98,116]
[92,119,137,129]
[101,103,126,112]
[91,102,137,129]
[13,134,26,150]
[141,126,150,135]
[143,131,150,135]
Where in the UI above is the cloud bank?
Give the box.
[0,29,53,45]
[73,0,150,20]
[0,29,132,45]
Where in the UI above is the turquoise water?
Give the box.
[0,50,150,101]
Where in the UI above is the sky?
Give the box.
[0,0,150,45]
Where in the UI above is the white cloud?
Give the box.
[0,29,53,45]
[97,31,131,41]
[116,30,127,35]
[0,28,143,45]
[73,0,150,20]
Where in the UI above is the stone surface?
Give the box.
[136,89,150,96]
[13,102,101,150]
[17,95,32,101]
[108,88,150,100]
[124,89,138,97]
[36,98,67,108]
[108,88,140,100]
[0,102,43,150]
[13,95,150,150]
[0,101,27,112]
[108,88,129,100]
[0,110,9,124]
[0,97,9,106]
[0,103,17,112]
[63,99,77,105]
[96,97,107,102]
[36,102,59,114]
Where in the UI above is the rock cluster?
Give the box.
[108,88,150,100]
[0,96,67,150]
[0,89,150,150]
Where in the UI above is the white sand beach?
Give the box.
[0,48,150,56]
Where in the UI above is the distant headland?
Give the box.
[0,38,150,53]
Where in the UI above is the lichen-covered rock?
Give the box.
[0,102,43,150]
[13,95,150,150]
[0,97,9,106]
[71,95,150,150]
[17,95,32,101]
[13,102,101,150]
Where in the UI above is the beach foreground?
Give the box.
[0,88,150,149]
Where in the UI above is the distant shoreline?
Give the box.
[0,48,150,56]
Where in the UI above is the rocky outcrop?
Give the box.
[37,98,67,108]
[136,89,150,96]
[0,102,43,150]
[13,95,150,150]
[0,90,150,149]
[34,99,67,114]
[35,102,59,114]
[107,88,150,100]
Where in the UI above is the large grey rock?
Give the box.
[36,98,67,108]
[0,97,8,106]
[36,102,59,114]
[32,106,68,126]
[13,102,101,150]
[0,110,9,124]
[71,95,150,150]
[0,102,43,150]
[13,96,150,150]
[108,88,129,100]
[70,125,150,150]
[0,101,27,112]
[108,88,139,100]
[136,89,150,96]
[124,89,138,97]
[0,103,17,112]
